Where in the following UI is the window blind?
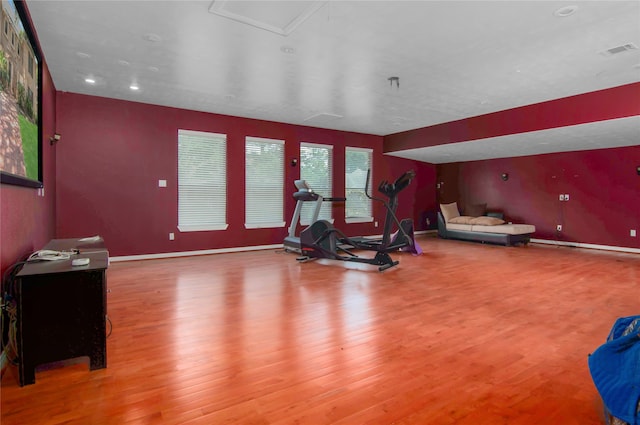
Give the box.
[300,143,333,224]
[177,130,228,231]
[345,147,373,223]
[245,136,285,229]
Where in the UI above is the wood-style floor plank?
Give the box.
[2,235,638,424]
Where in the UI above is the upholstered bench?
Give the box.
[437,202,535,246]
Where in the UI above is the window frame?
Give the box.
[299,142,334,225]
[177,129,228,232]
[345,147,374,224]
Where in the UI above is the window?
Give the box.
[177,130,227,231]
[300,143,333,224]
[245,136,285,229]
[345,147,373,223]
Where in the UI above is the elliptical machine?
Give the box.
[298,170,417,271]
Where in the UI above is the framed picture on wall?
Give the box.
[0,0,43,188]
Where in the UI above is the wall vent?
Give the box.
[600,43,638,57]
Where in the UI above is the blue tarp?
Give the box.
[589,315,640,425]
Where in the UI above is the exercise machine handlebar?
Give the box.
[364,168,415,247]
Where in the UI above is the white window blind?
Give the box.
[300,143,333,224]
[245,136,285,229]
[177,129,228,232]
[345,147,373,223]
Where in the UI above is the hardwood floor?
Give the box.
[2,235,638,424]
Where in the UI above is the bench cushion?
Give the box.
[470,223,536,235]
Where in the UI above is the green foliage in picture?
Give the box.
[0,51,8,90]
[18,114,38,180]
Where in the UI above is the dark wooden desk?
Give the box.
[15,237,109,385]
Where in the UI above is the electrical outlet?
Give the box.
[559,194,565,201]
[374,221,378,228]
[557,224,562,232]
[169,232,175,240]
[565,194,570,201]
[631,229,637,237]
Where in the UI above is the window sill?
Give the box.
[345,217,373,224]
[245,221,286,229]
[178,224,229,232]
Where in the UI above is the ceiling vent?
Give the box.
[600,43,638,57]
[209,1,327,36]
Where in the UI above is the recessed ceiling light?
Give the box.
[280,46,295,54]
[117,59,131,66]
[148,66,160,72]
[85,78,96,84]
[129,84,140,91]
[143,33,162,42]
[76,52,91,58]
[554,5,578,17]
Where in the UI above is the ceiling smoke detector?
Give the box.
[554,5,578,17]
[143,33,162,43]
[280,46,295,54]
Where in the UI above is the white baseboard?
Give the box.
[109,243,284,262]
[416,229,437,235]
[531,238,640,254]
[109,233,637,263]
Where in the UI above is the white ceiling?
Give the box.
[26,0,640,163]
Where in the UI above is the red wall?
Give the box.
[0,65,57,275]
[55,93,435,257]
[384,155,438,230]
[439,146,640,249]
